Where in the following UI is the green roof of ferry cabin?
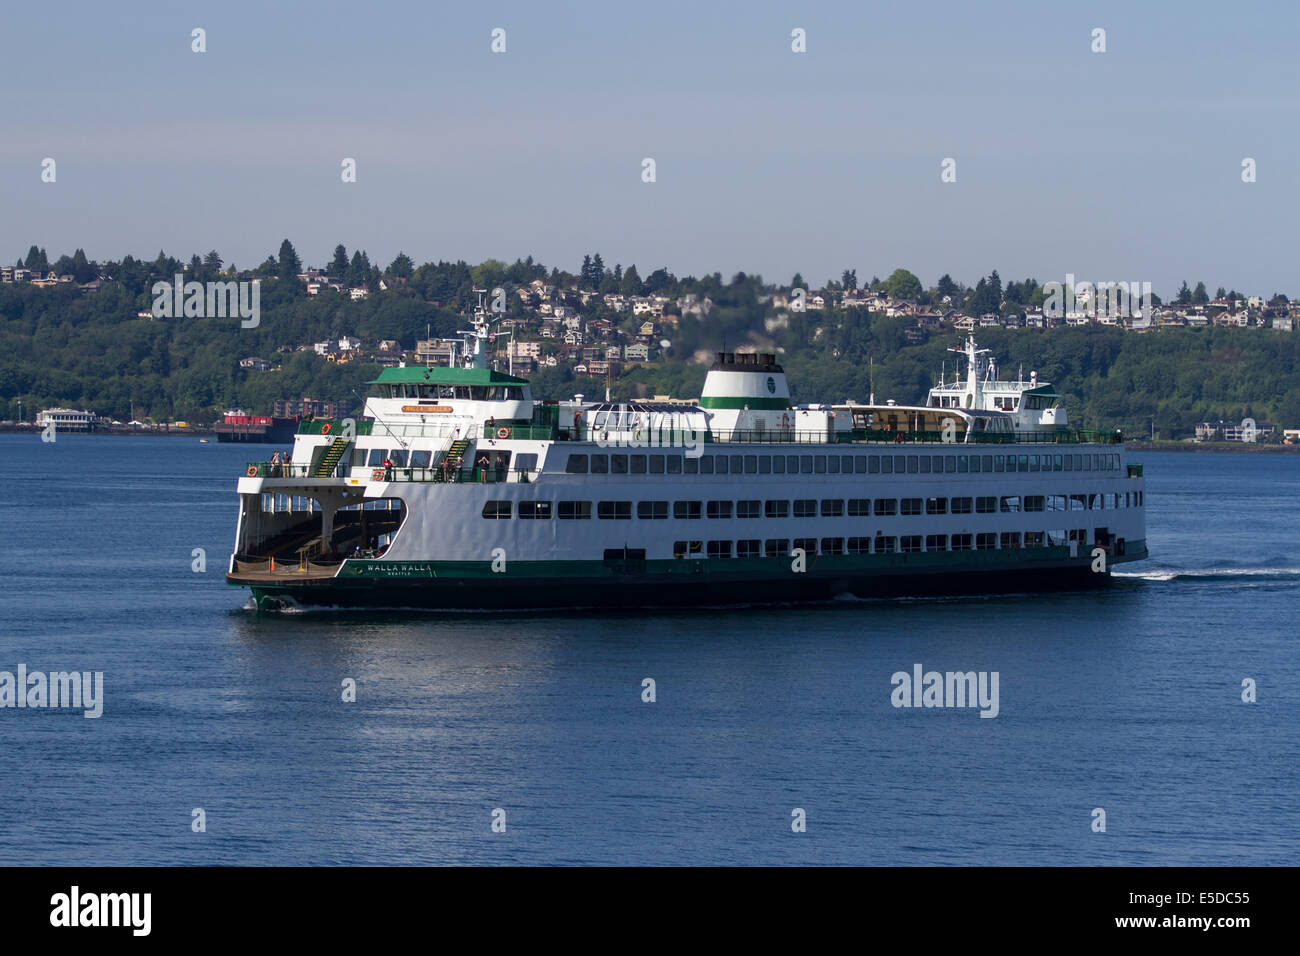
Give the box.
[368,367,530,386]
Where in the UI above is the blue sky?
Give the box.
[2,0,1297,297]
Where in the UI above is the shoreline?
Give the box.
[1124,439,1300,453]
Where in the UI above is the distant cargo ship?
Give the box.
[226,303,1147,610]
[215,411,299,444]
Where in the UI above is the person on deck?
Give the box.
[476,454,489,482]
[383,455,393,480]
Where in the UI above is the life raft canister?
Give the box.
[247,465,259,477]
[497,427,511,439]
[321,422,332,434]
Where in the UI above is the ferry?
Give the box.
[226,304,1148,610]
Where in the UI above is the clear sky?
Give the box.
[2,0,1297,297]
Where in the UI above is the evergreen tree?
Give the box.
[591,253,605,288]
[841,269,857,291]
[203,250,223,273]
[936,274,958,300]
[1192,281,1209,305]
[580,255,593,288]
[621,264,643,296]
[330,244,348,277]
[791,272,805,290]
[1176,280,1191,305]
[277,239,302,281]
[387,251,414,279]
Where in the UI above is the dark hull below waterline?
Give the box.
[239,563,1122,611]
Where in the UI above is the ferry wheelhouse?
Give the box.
[226,312,1148,610]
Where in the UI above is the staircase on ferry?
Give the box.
[313,437,350,477]
[439,439,473,481]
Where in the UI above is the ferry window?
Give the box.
[794,499,817,518]
[848,498,871,517]
[611,454,628,474]
[906,455,919,474]
[737,500,761,519]
[684,457,699,474]
[745,455,758,474]
[901,535,922,554]
[598,501,632,520]
[842,456,855,474]
[922,454,936,474]
[367,448,386,466]
[1000,496,1021,513]
[894,455,906,473]
[1018,455,1029,471]
[868,456,880,474]
[455,386,473,399]
[715,456,729,474]
[994,455,1005,473]
[1125,492,1131,508]
[410,450,432,468]
[630,455,647,474]
[1072,455,1082,470]
[1024,495,1045,513]
[976,533,997,550]
[901,498,923,516]
[821,499,844,517]
[707,540,733,559]
[731,455,744,474]
[1024,531,1044,548]
[1029,455,1041,472]
[558,501,592,519]
[847,537,870,555]
[389,449,408,466]
[881,456,893,474]
[821,537,845,555]
[1069,494,1086,511]
[1001,532,1021,549]
[801,455,814,474]
[1048,494,1066,511]
[926,497,947,515]
[666,456,683,475]
[793,538,818,557]
[649,456,665,474]
[925,534,948,552]
[672,540,703,558]
[758,456,771,474]
[975,496,996,514]
[969,455,981,473]
[944,456,955,473]
[771,456,786,474]
[638,501,669,519]
[519,501,552,519]
[827,456,840,474]
[592,412,608,430]
[952,534,973,551]
[786,455,799,474]
[566,454,589,474]
[1054,455,1063,471]
[875,536,897,553]
[874,499,897,517]
[814,456,827,474]
[1088,493,1099,510]
[1064,455,1073,472]
[765,500,790,518]
[957,455,968,473]
[982,455,993,472]
[674,501,702,519]
[698,456,713,474]
[737,540,761,558]
[482,501,512,519]
[707,500,733,519]
[590,454,609,474]
[765,539,790,558]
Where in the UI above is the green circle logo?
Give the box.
[766,376,776,394]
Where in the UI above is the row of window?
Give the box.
[482,491,1144,520]
[378,384,526,401]
[564,450,1123,476]
[671,530,1089,558]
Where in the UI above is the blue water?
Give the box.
[0,434,1295,865]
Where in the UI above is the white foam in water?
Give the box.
[1113,567,1300,582]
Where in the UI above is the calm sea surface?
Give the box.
[0,434,1295,865]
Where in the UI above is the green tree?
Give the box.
[885,268,922,300]
[841,269,857,291]
[620,264,643,296]
[277,239,302,282]
[386,251,414,279]
[330,244,348,277]
[1192,281,1209,305]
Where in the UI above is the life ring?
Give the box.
[247,465,259,477]
[371,468,385,481]
[321,423,332,434]
[497,427,511,439]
